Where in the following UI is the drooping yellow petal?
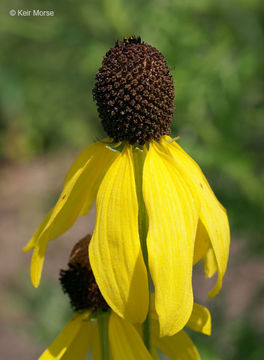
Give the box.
[23,210,53,252]
[109,312,152,360]
[193,220,217,276]
[63,138,112,185]
[193,220,210,266]
[143,142,200,336]
[29,141,117,288]
[187,303,211,336]
[162,136,230,297]
[89,145,149,323]
[156,330,201,360]
[203,247,218,278]
[151,348,159,360]
[91,322,101,360]
[79,139,119,216]
[151,316,200,359]
[62,321,94,360]
[31,240,49,289]
[39,312,90,360]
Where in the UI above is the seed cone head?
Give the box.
[59,234,109,312]
[93,36,175,145]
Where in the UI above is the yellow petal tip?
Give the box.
[23,237,36,252]
[31,273,40,288]
[23,244,33,252]
[208,290,217,299]
[32,281,39,289]
[30,243,46,289]
[208,283,221,298]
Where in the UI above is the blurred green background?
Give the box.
[0,0,263,359]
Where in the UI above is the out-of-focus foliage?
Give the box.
[0,0,264,359]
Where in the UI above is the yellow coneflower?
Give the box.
[39,303,211,360]
[38,234,152,360]
[24,36,230,337]
[39,235,211,360]
[39,310,152,360]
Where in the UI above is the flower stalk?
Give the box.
[98,312,110,360]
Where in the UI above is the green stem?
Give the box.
[98,313,110,360]
[133,146,151,351]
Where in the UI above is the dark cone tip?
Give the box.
[59,235,109,313]
[93,36,175,145]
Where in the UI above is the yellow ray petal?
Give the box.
[91,322,101,360]
[162,137,230,297]
[203,247,218,278]
[143,142,200,336]
[193,220,210,266]
[23,209,53,252]
[62,321,94,360]
[63,137,112,186]
[31,239,49,289]
[156,330,201,360]
[187,303,211,336]
[79,139,118,216]
[89,145,149,323]
[109,312,152,360]
[39,312,90,360]
[29,142,117,288]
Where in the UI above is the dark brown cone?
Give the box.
[59,234,109,312]
[93,36,175,145]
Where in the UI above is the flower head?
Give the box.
[93,36,174,145]
[24,36,230,337]
[59,234,108,312]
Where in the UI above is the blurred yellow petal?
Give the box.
[193,220,210,266]
[143,142,200,336]
[156,330,200,360]
[29,142,117,288]
[62,321,94,360]
[149,293,158,321]
[193,221,217,276]
[31,240,49,289]
[91,322,101,360]
[151,348,159,360]
[89,145,149,323]
[39,312,90,360]
[109,312,152,360]
[203,247,218,278]
[162,137,230,297]
[187,303,211,336]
